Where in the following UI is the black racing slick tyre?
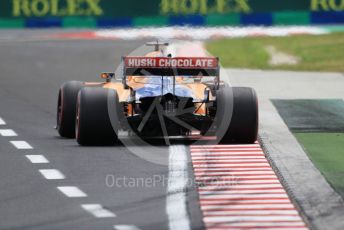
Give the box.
[76,87,120,146]
[216,85,258,144]
[57,81,84,138]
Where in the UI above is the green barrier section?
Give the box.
[274,11,310,25]
[63,17,97,28]
[0,19,24,28]
[206,13,240,26]
[134,16,168,27]
[272,99,344,132]
[1,0,343,20]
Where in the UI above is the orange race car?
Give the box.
[56,42,258,145]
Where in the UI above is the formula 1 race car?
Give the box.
[56,42,258,145]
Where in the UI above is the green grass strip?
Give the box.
[295,133,344,199]
[0,19,24,28]
[207,37,270,69]
[321,25,344,33]
[206,32,344,72]
[62,17,97,28]
[134,16,168,27]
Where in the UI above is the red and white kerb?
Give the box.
[190,144,308,230]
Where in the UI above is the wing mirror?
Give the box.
[100,72,115,82]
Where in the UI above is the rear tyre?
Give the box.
[76,87,119,146]
[57,81,83,138]
[216,85,258,144]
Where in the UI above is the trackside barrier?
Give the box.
[0,0,343,28]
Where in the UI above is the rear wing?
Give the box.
[123,57,219,77]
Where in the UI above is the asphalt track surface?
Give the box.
[0,35,204,230]
[3,30,341,230]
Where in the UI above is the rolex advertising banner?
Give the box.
[0,0,343,27]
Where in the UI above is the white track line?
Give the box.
[10,141,33,149]
[39,169,65,180]
[167,145,191,230]
[0,117,120,224]
[114,225,141,230]
[26,155,49,163]
[0,129,17,136]
[0,117,5,125]
[81,204,116,218]
[167,46,190,230]
[57,186,87,197]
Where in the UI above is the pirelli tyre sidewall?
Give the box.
[57,81,83,138]
[76,87,119,146]
[216,85,258,144]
